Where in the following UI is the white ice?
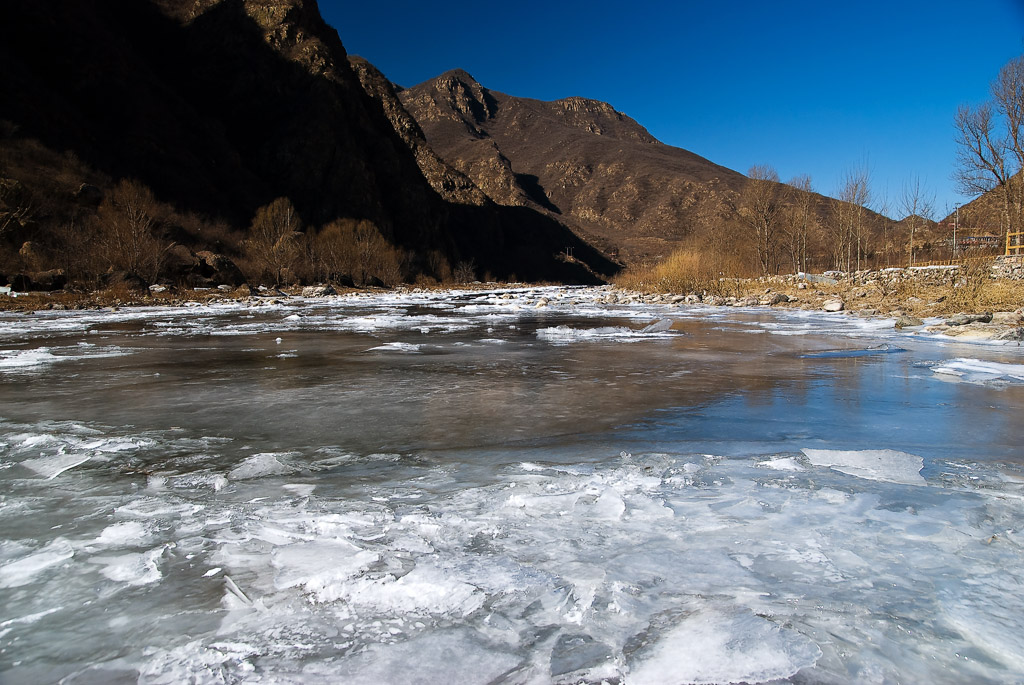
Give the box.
[228,452,297,480]
[802,448,926,485]
[627,608,822,685]
[931,357,1024,385]
[0,539,74,588]
[21,452,90,479]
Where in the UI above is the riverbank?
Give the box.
[612,263,1024,342]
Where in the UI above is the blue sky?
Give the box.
[320,0,1024,219]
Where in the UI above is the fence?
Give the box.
[1007,231,1024,257]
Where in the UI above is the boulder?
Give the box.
[194,251,246,286]
[946,312,993,326]
[73,183,103,206]
[822,300,845,312]
[301,284,338,297]
[11,269,67,291]
[767,292,790,305]
[894,315,924,329]
[941,324,1002,341]
[992,311,1024,325]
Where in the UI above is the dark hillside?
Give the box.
[0,0,616,284]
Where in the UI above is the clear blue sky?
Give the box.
[320,0,1024,220]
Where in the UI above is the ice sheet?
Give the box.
[537,325,676,344]
[228,453,297,480]
[627,608,822,684]
[801,448,926,485]
[931,357,1024,385]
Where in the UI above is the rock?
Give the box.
[797,282,807,289]
[195,251,246,286]
[301,284,338,297]
[535,298,549,308]
[822,300,845,312]
[11,269,67,291]
[233,284,254,297]
[767,292,789,305]
[73,183,103,206]
[992,311,1024,325]
[737,296,759,307]
[858,308,879,316]
[946,312,993,326]
[996,327,1024,341]
[941,323,1002,341]
[894,315,924,329]
[684,294,701,304]
[148,284,168,293]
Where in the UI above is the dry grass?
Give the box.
[614,249,754,296]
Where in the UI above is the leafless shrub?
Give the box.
[453,259,477,283]
[243,197,302,285]
[93,179,173,284]
[308,218,405,286]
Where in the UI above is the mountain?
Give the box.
[400,70,750,264]
[0,0,616,284]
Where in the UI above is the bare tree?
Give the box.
[900,176,934,267]
[0,178,36,237]
[738,164,783,274]
[954,55,1024,242]
[784,175,816,273]
[245,198,302,285]
[94,179,171,283]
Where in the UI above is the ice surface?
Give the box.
[802,448,926,485]
[368,341,422,353]
[320,629,520,684]
[3,287,1024,683]
[0,344,131,372]
[271,539,379,599]
[758,456,805,471]
[94,521,151,547]
[627,608,822,684]
[537,325,676,344]
[91,546,167,585]
[21,452,90,479]
[0,540,74,588]
[931,357,1024,385]
[228,452,297,480]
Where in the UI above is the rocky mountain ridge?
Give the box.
[400,69,750,263]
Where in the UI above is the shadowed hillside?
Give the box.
[0,0,617,285]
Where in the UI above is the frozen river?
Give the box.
[1,285,1024,684]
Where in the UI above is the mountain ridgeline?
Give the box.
[399,69,751,264]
